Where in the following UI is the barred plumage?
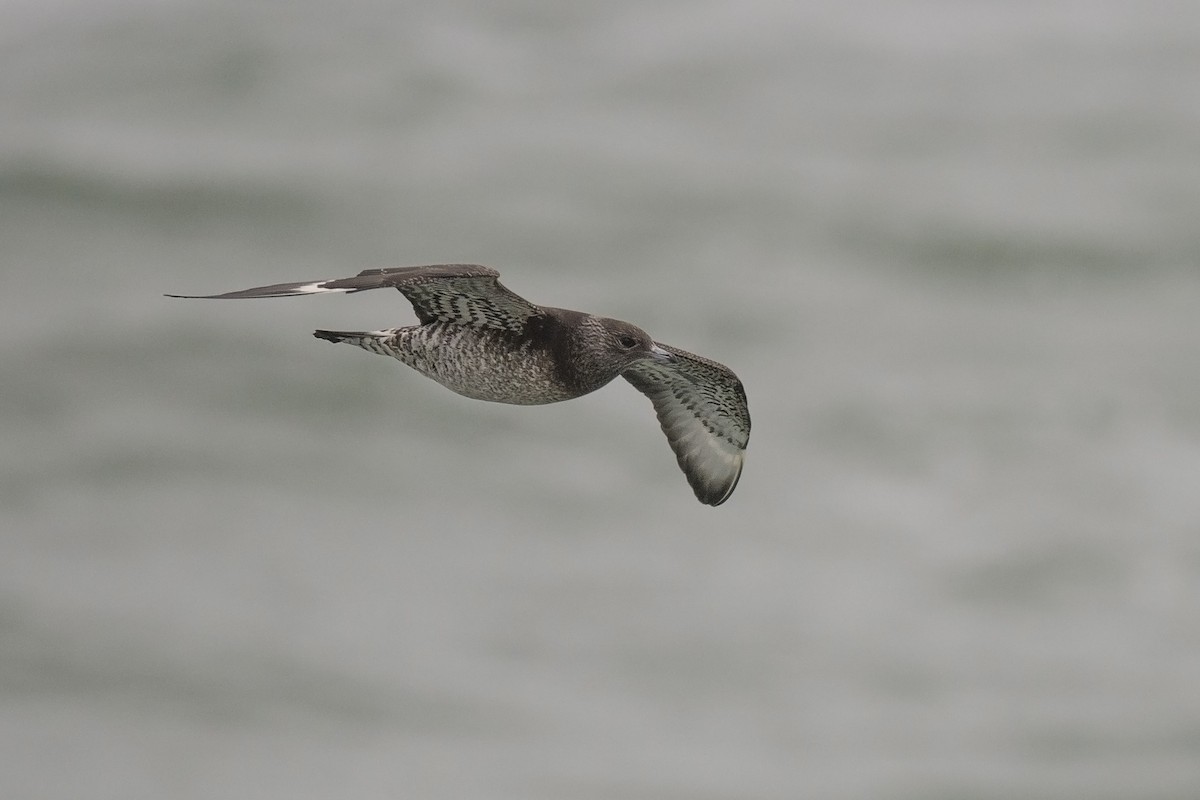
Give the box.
[169,264,750,505]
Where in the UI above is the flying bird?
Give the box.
[169,264,749,505]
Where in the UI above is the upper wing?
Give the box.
[621,344,750,506]
[167,264,543,332]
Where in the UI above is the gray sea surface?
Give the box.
[3,1,1200,798]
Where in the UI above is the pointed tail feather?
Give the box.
[313,329,362,344]
[313,329,397,357]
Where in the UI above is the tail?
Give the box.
[314,329,367,344]
[313,329,396,357]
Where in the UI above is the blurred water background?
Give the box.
[3,1,1200,797]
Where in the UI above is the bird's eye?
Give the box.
[618,335,638,349]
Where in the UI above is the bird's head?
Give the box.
[592,317,675,370]
[561,314,675,394]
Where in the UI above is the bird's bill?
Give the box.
[649,344,676,362]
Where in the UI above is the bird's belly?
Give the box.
[394,327,578,405]
[426,362,576,405]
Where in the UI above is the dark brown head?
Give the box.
[566,314,674,393]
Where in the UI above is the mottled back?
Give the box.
[312,265,543,332]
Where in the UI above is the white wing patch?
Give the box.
[295,281,351,294]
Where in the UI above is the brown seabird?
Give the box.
[169,264,749,505]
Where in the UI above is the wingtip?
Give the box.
[692,459,744,506]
